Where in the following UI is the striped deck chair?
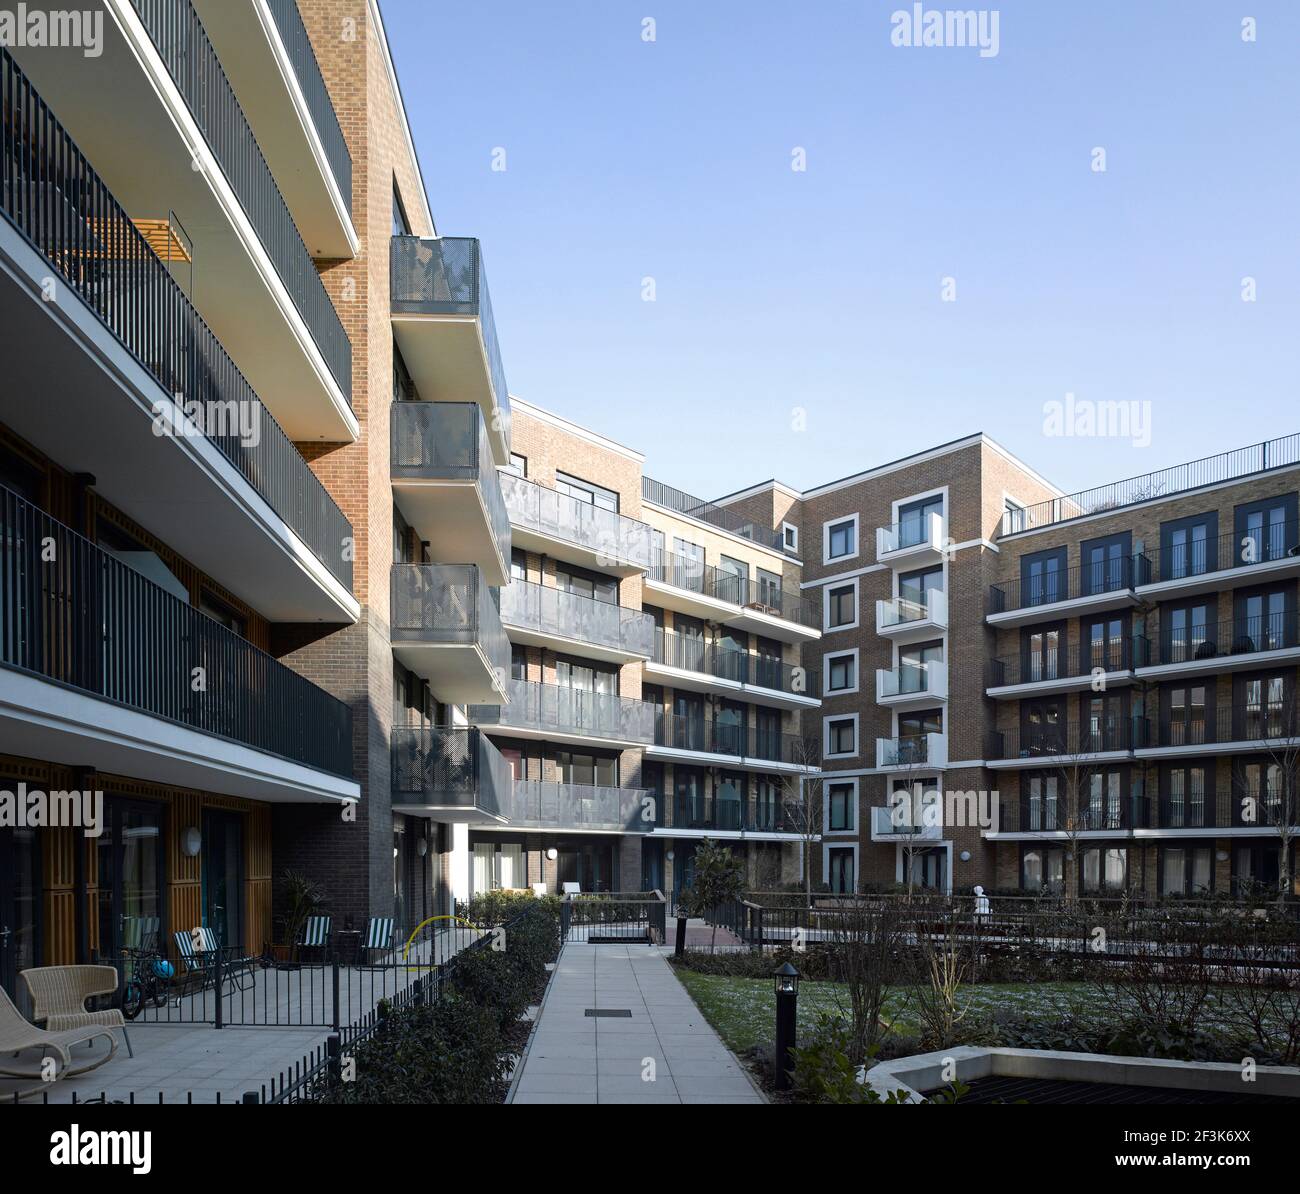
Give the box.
[122,915,161,954]
[173,928,256,999]
[297,915,332,964]
[360,917,394,966]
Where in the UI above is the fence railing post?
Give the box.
[326,1032,341,1084]
[213,948,224,1030]
[331,957,341,1032]
[560,897,572,941]
[241,1090,260,1104]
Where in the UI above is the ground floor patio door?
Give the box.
[202,808,243,950]
[0,826,40,1000]
[94,799,165,960]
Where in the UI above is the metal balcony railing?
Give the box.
[671,795,794,833]
[389,564,509,679]
[1143,612,1300,668]
[510,780,653,833]
[470,679,656,745]
[264,0,352,210]
[130,0,352,398]
[651,630,817,697]
[389,236,510,439]
[647,551,819,630]
[499,472,654,569]
[0,485,352,776]
[391,401,510,558]
[1141,520,1300,584]
[986,719,1139,761]
[499,580,654,657]
[653,713,819,767]
[641,476,786,553]
[391,726,512,819]
[1140,705,1300,751]
[0,48,353,590]
[987,637,1135,688]
[999,433,1300,537]
[998,793,1137,834]
[877,589,948,631]
[987,555,1147,615]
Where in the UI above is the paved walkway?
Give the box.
[510,943,764,1104]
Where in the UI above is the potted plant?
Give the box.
[268,869,325,969]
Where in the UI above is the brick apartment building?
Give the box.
[1,1,1296,1009]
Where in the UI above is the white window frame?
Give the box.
[823,775,858,835]
[823,712,859,761]
[1002,492,1027,535]
[823,513,860,565]
[822,647,860,696]
[822,577,859,632]
[782,521,800,553]
[822,840,860,894]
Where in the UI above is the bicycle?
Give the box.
[119,946,174,1020]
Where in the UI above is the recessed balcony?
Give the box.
[644,631,819,711]
[666,795,802,837]
[390,565,510,705]
[1134,613,1300,683]
[499,580,655,664]
[986,641,1136,699]
[1134,707,1300,761]
[391,402,510,587]
[875,733,948,771]
[0,51,355,623]
[500,472,654,576]
[647,716,820,775]
[8,9,355,439]
[876,511,946,569]
[876,589,948,643]
[986,557,1144,627]
[644,551,821,644]
[0,488,357,806]
[985,722,1137,770]
[876,662,948,708]
[192,0,356,257]
[391,726,512,824]
[390,236,511,465]
[469,680,656,749]
[509,780,654,833]
[1135,521,1300,601]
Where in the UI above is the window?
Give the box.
[505,453,527,477]
[1024,774,1058,831]
[824,515,858,563]
[1080,531,1132,595]
[899,640,943,695]
[823,649,858,695]
[510,644,527,681]
[472,841,525,893]
[1162,847,1213,896]
[1235,760,1284,825]
[554,749,617,788]
[827,782,855,832]
[1021,546,1067,607]
[1082,614,1127,672]
[898,566,943,618]
[671,537,705,592]
[718,555,749,604]
[824,715,858,758]
[1165,683,1209,746]
[1235,494,1299,566]
[1163,763,1209,828]
[825,581,857,630]
[1236,586,1291,652]
[556,562,618,604]
[1081,847,1127,893]
[199,591,246,638]
[1086,770,1125,829]
[1021,846,1064,892]
[1022,623,1062,682]
[756,568,783,609]
[1083,692,1127,752]
[828,848,855,895]
[393,340,417,402]
[1164,600,1214,664]
[510,548,528,583]
[556,470,619,513]
[782,522,800,553]
[1161,511,1218,581]
[392,183,411,236]
[1003,498,1027,534]
[896,494,943,550]
[1022,699,1063,754]
[1237,672,1290,739]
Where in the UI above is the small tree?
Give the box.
[680,839,747,953]
[779,734,824,906]
[1250,691,1300,904]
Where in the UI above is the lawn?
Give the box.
[672,969,1092,1056]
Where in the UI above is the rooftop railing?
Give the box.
[131,0,352,398]
[0,47,352,590]
[0,485,353,776]
[641,476,787,554]
[999,433,1300,537]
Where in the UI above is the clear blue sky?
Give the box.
[385,0,1300,501]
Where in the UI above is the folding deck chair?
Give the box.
[297,915,333,964]
[360,917,395,966]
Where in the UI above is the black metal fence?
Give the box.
[130,0,352,397]
[560,892,667,944]
[0,484,353,776]
[0,47,353,590]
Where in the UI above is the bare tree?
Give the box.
[887,754,941,899]
[780,734,824,906]
[1249,691,1300,905]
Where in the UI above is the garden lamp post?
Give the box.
[773,961,800,1091]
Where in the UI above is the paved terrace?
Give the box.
[1,928,478,1105]
[510,942,765,1104]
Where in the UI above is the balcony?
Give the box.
[876,589,949,643]
[1134,706,1300,760]
[876,661,948,708]
[876,511,946,568]
[644,552,820,643]
[644,630,820,711]
[1136,521,1300,601]
[1135,613,1300,682]
[10,8,355,438]
[193,0,355,256]
[391,402,510,586]
[470,680,656,749]
[986,556,1145,627]
[1124,786,1298,834]
[870,805,942,842]
[986,640,1136,699]
[988,795,1136,838]
[390,236,511,464]
[390,565,510,704]
[647,715,820,775]
[875,733,948,771]
[500,472,654,576]
[668,795,800,836]
[0,488,357,805]
[499,580,654,664]
[985,721,1138,770]
[509,780,654,833]
[0,51,355,622]
[391,726,511,823]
